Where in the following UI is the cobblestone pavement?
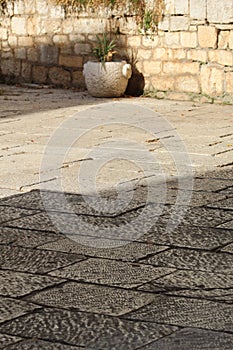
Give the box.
[0,84,232,349]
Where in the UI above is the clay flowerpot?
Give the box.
[83,60,132,97]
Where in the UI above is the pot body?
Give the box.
[83,61,132,97]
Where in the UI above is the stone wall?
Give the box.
[0,0,233,103]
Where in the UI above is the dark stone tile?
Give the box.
[0,206,39,225]
[217,220,233,230]
[49,258,175,288]
[143,225,233,250]
[138,270,233,293]
[5,339,83,349]
[39,238,168,262]
[165,288,233,304]
[168,177,233,193]
[0,297,40,323]
[207,197,233,210]
[143,248,233,275]
[139,328,233,350]
[0,333,22,348]
[0,270,64,297]
[0,308,178,349]
[221,243,233,254]
[27,282,155,316]
[0,226,61,248]
[125,295,233,332]
[0,245,85,273]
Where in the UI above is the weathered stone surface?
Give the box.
[180,31,197,48]
[0,206,38,225]
[0,334,22,348]
[0,245,84,273]
[126,295,233,331]
[175,75,200,93]
[198,25,218,48]
[143,248,233,274]
[0,270,64,297]
[201,65,224,95]
[5,339,82,350]
[27,281,155,316]
[207,0,233,23]
[11,17,27,35]
[32,65,48,84]
[207,197,233,210]
[48,67,71,86]
[226,72,233,94]
[139,328,233,349]
[170,16,190,31]
[209,50,233,67]
[0,308,178,349]
[49,258,175,288]
[59,55,83,68]
[39,238,168,262]
[0,297,40,323]
[190,0,207,20]
[39,44,59,65]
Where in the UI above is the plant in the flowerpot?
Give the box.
[83,33,132,97]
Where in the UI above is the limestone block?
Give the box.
[209,50,233,67]
[153,48,169,60]
[49,67,71,86]
[18,36,34,47]
[207,0,233,24]
[0,27,8,40]
[24,0,36,14]
[1,58,20,76]
[200,65,224,95]
[158,16,170,31]
[49,5,65,19]
[69,34,86,43]
[32,65,48,84]
[40,45,59,65]
[187,50,208,63]
[11,17,27,35]
[14,0,25,15]
[170,16,190,31]
[180,31,197,48]
[21,62,32,81]
[198,26,218,48]
[174,0,189,14]
[34,36,53,45]
[142,36,160,48]
[137,49,152,60]
[72,18,108,34]
[127,36,142,47]
[164,32,180,47]
[226,72,233,94]
[59,55,83,68]
[15,48,26,60]
[218,31,230,49]
[53,35,68,45]
[36,0,49,16]
[190,0,207,20]
[62,19,74,35]
[163,61,200,75]
[27,48,39,62]
[1,49,13,59]
[175,75,200,93]
[42,19,62,35]
[8,36,17,47]
[143,61,162,75]
[72,70,85,88]
[171,48,187,60]
[74,43,92,55]
[27,17,41,36]
[151,75,174,91]
[229,31,233,49]
[118,17,138,34]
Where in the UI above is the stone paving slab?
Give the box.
[0,308,178,349]
[0,297,40,323]
[0,333,22,348]
[4,339,84,350]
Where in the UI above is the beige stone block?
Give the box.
[143,61,162,75]
[153,48,169,60]
[36,0,49,15]
[209,50,233,67]
[73,18,108,34]
[18,36,34,47]
[200,65,224,95]
[0,27,8,40]
[175,75,200,93]
[27,17,40,36]
[15,47,26,59]
[1,49,13,59]
[8,36,17,47]
[21,62,32,81]
[218,31,230,49]
[170,16,190,31]
[151,75,174,91]
[142,35,159,48]
[226,72,233,94]
[198,26,218,48]
[127,36,142,47]
[137,49,152,60]
[27,48,38,62]
[53,35,68,45]
[229,31,233,49]
[42,19,62,34]
[180,32,197,48]
[70,34,86,42]
[174,0,189,14]
[164,32,180,47]
[163,61,200,75]
[34,36,53,45]
[74,43,92,55]
[187,49,208,62]
[118,16,138,34]
[158,16,170,31]
[11,17,27,35]
[207,0,233,24]
[172,48,187,59]
[49,67,71,86]
[59,55,83,68]
[62,19,74,34]
[32,65,48,84]
[14,0,25,15]
[190,0,207,20]
[24,0,36,14]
